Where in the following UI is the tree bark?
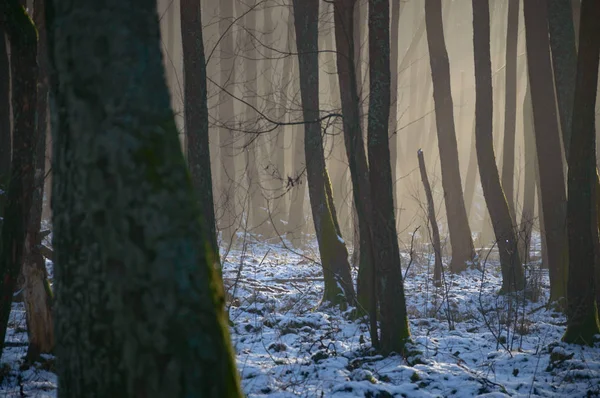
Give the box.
[501,0,519,223]
[181,0,220,265]
[46,0,243,395]
[563,0,600,345]
[367,0,411,355]
[523,0,569,304]
[22,0,54,362]
[472,0,524,292]
[424,0,476,272]
[292,0,355,308]
[0,31,9,219]
[0,1,38,356]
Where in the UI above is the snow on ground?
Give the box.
[1,236,599,397]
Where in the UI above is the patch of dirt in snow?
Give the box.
[1,239,600,397]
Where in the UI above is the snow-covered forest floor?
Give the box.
[1,236,599,397]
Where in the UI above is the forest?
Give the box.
[0,0,599,396]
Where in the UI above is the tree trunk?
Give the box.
[0,1,38,356]
[333,0,377,326]
[46,0,243,395]
[284,15,307,244]
[418,150,442,286]
[464,118,478,223]
[424,0,475,272]
[367,0,411,355]
[265,4,287,237]
[500,0,519,223]
[472,0,524,292]
[389,0,400,207]
[22,0,54,362]
[286,123,307,245]
[292,0,355,308]
[523,0,569,304]
[0,31,9,219]
[242,1,270,238]
[548,0,577,157]
[181,0,220,265]
[218,0,238,245]
[563,0,600,344]
[518,84,536,266]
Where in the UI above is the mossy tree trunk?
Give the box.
[425,0,476,272]
[523,0,569,304]
[181,0,220,266]
[46,0,242,395]
[367,0,410,355]
[333,0,377,325]
[472,0,524,293]
[500,0,519,223]
[563,0,600,345]
[292,0,355,309]
[22,0,54,362]
[0,0,38,355]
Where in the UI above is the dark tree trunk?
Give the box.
[548,0,577,156]
[0,31,9,218]
[563,0,600,345]
[218,0,237,245]
[46,0,242,395]
[0,1,38,356]
[23,0,54,362]
[333,0,377,327]
[181,0,219,265]
[524,0,569,303]
[367,0,410,355]
[418,150,442,286]
[389,0,400,205]
[292,0,355,309]
[501,0,519,223]
[472,0,524,292]
[425,0,476,272]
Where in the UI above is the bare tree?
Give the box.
[472,0,524,292]
[523,0,568,303]
[367,0,411,354]
[292,0,356,308]
[425,0,476,272]
[333,0,377,322]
